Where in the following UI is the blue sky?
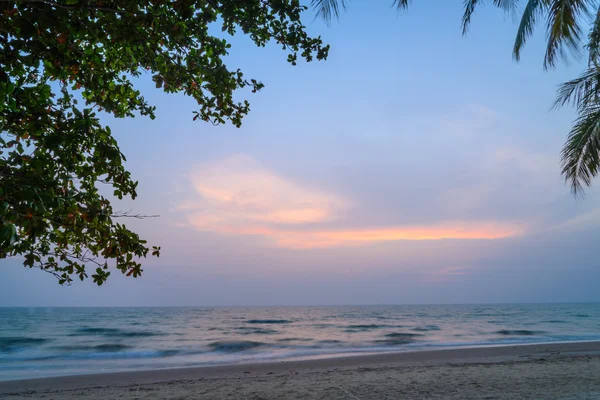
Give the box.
[2,1,600,306]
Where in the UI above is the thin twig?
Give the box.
[111,211,159,219]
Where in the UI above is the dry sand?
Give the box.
[2,341,600,399]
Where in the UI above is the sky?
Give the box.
[2,1,600,306]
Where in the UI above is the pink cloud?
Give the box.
[177,155,526,249]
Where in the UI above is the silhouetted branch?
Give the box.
[111,210,159,219]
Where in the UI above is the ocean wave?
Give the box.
[53,344,132,352]
[373,338,418,346]
[385,332,424,338]
[3,305,600,381]
[246,319,291,324]
[347,324,393,329]
[236,327,278,335]
[471,312,520,318]
[95,344,133,352]
[115,331,162,338]
[317,340,343,344]
[412,325,441,332]
[208,340,264,352]
[371,331,426,346]
[344,324,398,333]
[0,337,49,352]
[4,348,194,363]
[311,323,337,328]
[69,327,162,338]
[66,349,184,360]
[494,330,544,336]
[70,327,121,335]
[52,345,94,352]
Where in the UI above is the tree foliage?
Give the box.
[313,0,600,195]
[0,0,329,284]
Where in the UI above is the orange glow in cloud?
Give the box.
[179,155,347,226]
[178,155,526,249]
[249,222,525,249]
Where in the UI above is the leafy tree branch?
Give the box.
[1,0,329,284]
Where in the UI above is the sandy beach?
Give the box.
[1,341,600,399]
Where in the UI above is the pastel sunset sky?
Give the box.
[2,1,600,306]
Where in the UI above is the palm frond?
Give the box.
[392,0,411,10]
[462,0,482,34]
[493,0,521,12]
[562,103,600,195]
[312,0,349,24]
[462,0,520,34]
[554,67,600,110]
[513,0,547,61]
[587,4,600,64]
[544,0,592,69]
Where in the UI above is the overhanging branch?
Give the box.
[2,0,139,15]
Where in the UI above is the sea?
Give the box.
[1,303,600,381]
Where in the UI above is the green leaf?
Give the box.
[1,0,328,285]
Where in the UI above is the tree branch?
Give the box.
[111,210,159,219]
[4,0,138,15]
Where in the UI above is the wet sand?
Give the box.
[2,341,600,399]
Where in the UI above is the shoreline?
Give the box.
[3,341,600,398]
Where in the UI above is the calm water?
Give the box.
[1,304,600,381]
